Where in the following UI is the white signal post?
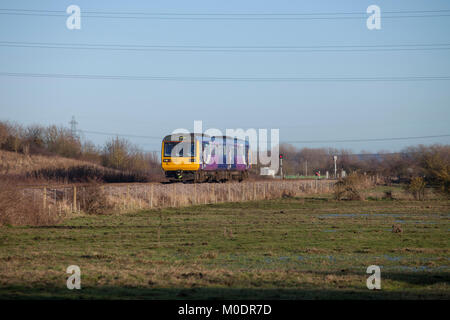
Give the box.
[279,154,283,179]
[333,156,338,179]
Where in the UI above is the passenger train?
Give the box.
[161,133,251,183]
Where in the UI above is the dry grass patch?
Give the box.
[0,179,62,226]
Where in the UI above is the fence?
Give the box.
[23,180,335,214]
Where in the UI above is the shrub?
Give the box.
[102,137,130,171]
[0,180,61,226]
[404,177,426,200]
[0,122,8,146]
[28,165,149,183]
[382,190,394,200]
[281,189,296,198]
[80,185,113,215]
[334,173,365,200]
[44,125,82,158]
[420,149,450,197]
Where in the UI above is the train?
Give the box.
[161,133,251,183]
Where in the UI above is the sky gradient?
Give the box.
[0,0,449,152]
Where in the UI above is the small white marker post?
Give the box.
[333,156,338,179]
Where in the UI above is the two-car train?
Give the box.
[161,133,251,183]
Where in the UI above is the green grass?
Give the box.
[0,191,449,299]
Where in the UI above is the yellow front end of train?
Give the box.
[161,138,200,180]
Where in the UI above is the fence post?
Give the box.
[73,186,77,212]
[150,184,154,208]
[228,183,231,202]
[194,183,197,204]
[43,187,47,210]
[172,184,176,207]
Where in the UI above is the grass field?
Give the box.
[0,189,449,299]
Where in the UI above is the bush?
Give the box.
[80,184,113,215]
[281,189,296,198]
[0,180,61,226]
[382,190,394,200]
[404,177,426,200]
[334,173,365,200]
[420,149,450,196]
[0,122,8,146]
[28,165,149,183]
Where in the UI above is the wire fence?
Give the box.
[23,180,337,214]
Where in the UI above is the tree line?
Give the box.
[0,120,161,180]
[0,120,448,193]
[277,143,449,194]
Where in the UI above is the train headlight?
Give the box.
[163,159,171,162]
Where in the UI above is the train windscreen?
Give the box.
[164,142,195,157]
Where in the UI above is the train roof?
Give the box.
[163,133,208,141]
[163,133,249,144]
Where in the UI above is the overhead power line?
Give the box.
[284,134,450,144]
[79,129,450,144]
[2,8,450,15]
[1,41,450,53]
[0,8,449,20]
[1,72,450,82]
[79,129,160,140]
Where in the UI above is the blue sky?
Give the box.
[0,0,449,152]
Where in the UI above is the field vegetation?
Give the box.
[0,185,448,299]
[0,120,448,299]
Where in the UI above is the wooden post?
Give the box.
[194,183,197,205]
[73,186,77,212]
[150,184,154,208]
[228,183,231,202]
[263,183,266,200]
[83,187,86,209]
[173,184,176,207]
[43,187,47,210]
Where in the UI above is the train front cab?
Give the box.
[161,137,200,182]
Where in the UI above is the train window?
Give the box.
[237,144,246,165]
[164,142,195,157]
[202,142,211,164]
